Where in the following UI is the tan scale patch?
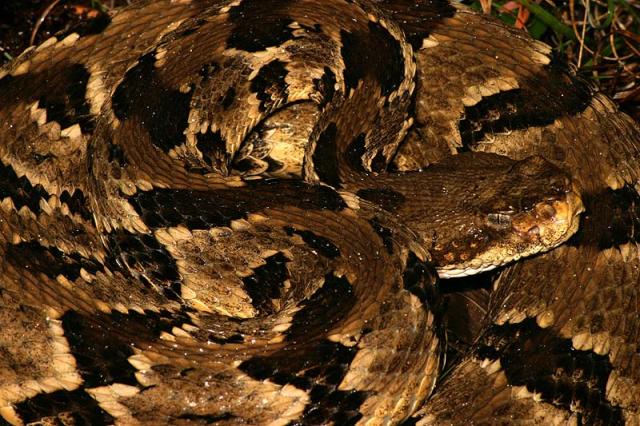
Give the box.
[0,303,82,423]
[115,366,310,425]
[87,384,141,423]
[155,225,292,317]
[417,357,579,425]
[339,291,440,423]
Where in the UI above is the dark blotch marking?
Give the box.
[459,66,592,148]
[221,87,236,110]
[402,252,438,310]
[37,63,94,133]
[15,389,114,425]
[172,17,207,39]
[400,417,420,426]
[313,67,337,108]
[370,150,387,173]
[227,0,296,52]
[250,59,289,112]
[477,318,623,424]
[198,61,220,82]
[312,123,341,187]
[0,161,51,215]
[195,129,227,170]
[568,185,640,249]
[367,217,394,254]
[440,286,492,369]
[127,188,247,230]
[112,53,192,153]
[437,271,494,368]
[340,21,405,97]
[7,241,103,281]
[265,155,285,174]
[240,269,367,420]
[63,11,112,38]
[242,252,289,315]
[345,133,367,172]
[286,273,355,341]
[0,62,95,132]
[62,309,191,388]
[128,180,347,230]
[208,333,244,345]
[32,153,54,165]
[356,187,406,211]
[59,189,92,221]
[240,340,368,424]
[240,333,368,423]
[61,311,138,387]
[285,226,340,258]
[374,0,456,49]
[104,231,182,300]
[108,140,127,168]
[233,157,261,174]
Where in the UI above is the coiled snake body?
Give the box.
[0,0,638,424]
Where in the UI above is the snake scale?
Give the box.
[0,0,639,424]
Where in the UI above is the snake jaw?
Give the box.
[436,189,584,279]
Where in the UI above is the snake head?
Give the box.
[432,154,584,278]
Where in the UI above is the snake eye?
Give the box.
[487,212,513,229]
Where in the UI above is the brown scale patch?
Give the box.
[156,222,333,318]
[392,7,554,170]
[0,100,90,205]
[356,187,406,211]
[0,193,102,262]
[107,364,309,425]
[0,295,82,422]
[414,357,578,424]
[0,62,94,133]
[4,0,637,424]
[67,267,178,316]
[459,66,592,150]
[337,277,440,422]
[234,102,318,178]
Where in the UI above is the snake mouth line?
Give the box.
[437,190,585,279]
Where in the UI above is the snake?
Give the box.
[0,0,637,424]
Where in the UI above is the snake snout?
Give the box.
[514,189,584,246]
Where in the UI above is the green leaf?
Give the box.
[515,0,577,41]
[527,15,549,39]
